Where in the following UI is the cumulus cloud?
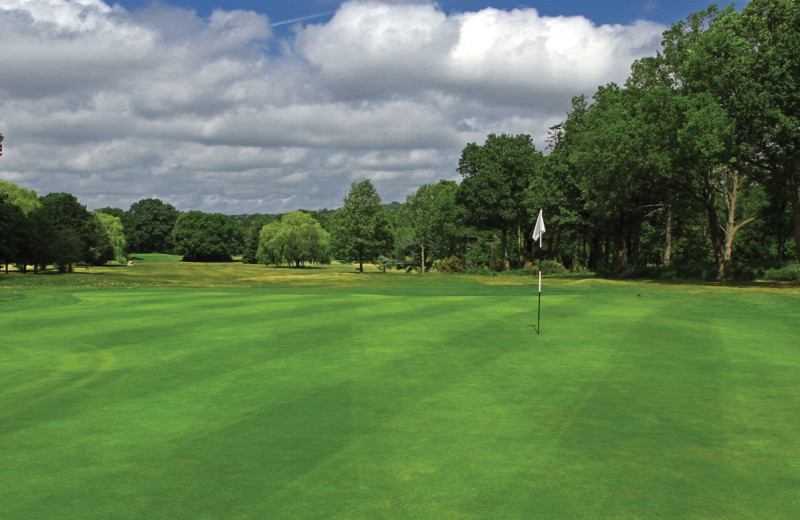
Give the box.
[0,0,665,213]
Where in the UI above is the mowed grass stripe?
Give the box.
[3,287,533,518]
[1,261,799,519]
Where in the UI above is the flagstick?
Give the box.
[537,268,541,334]
[532,209,545,335]
[537,237,542,334]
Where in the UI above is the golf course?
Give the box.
[2,255,799,519]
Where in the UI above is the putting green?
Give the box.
[1,257,799,518]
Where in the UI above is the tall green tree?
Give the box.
[123,198,180,253]
[37,193,100,272]
[241,213,277,264]
[94,211,128,265]
[739,0,800,267]
[662,5,762,278]
[331,179,392,272]
[256,211,330,268]
[457,133,542,269]
[280,211,330,267]
[172,211,243,262]
[400,180,460,273]
[0,194,24,273]
[256,220,285,266]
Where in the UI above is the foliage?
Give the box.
[457,133,544,269]
[398,180,462,273]
[331,179,393,272]
[0,194,25,272]
[172,211,243,262]
[522,259,568,276]
[2,1,800,281]
[241,213,276,264]
[37,192,104,272]
[94,211,128,264]
[256,211,330,267]
[763,263,800,281]
[123,198,180,254]
[433,255,469,274]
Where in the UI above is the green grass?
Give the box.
[2,256,799,518]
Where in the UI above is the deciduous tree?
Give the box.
[332,179,392,272]
[172,211,243,262]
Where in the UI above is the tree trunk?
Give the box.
[663,207,672,266]
[701,179,725,278]
[710,168,757,279]
[501,228,509,270]
[613,215,626,272]
[775,199,786,268]
[420,243,426,274]
[790,168,800,268]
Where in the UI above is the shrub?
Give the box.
[434,256,469,274]
[763,264,800,281]
[522,260,568,276]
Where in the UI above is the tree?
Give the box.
[123,198,180,253]
[738,0,800,267]
[662,6,761,278]
[256,221,285,266]
[0,180,40,215]
[241,213,276,264]
[280,211,330,267]
[94,212,128,265]
[172,211,243,262]
[0,194,25,273]
[0,180,40,273]
[37,193,100,272]
[457,133,542,269]
[256,211,330,267]
[400,180,460,273]
[565,84,672,272]
[331,179,392,272]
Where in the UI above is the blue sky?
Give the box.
[1,0,722,213]
[114,1,720,26]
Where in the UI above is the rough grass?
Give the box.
[2,256,799,518]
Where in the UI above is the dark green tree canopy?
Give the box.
[457,133,543,269]
[172,210,243,262]
[123,198,180,254]
[37,192,106,272]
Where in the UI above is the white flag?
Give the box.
[532,209,545,247]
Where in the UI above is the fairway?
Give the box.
[2,257,799,519]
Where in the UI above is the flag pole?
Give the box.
[537,256,541,334]
[532,209,545,335]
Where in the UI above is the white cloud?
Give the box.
[0,0,666,213]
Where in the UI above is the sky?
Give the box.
[0,0,721,214]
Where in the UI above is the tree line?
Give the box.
[2,0,799,280]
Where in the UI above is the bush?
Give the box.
[466,265,497,276]
[376,255,399,272]
[763,264,800,281]
[609,262,715,281]
[434,256,469,274]
[726,262,761,282]
[522,259,568,276]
